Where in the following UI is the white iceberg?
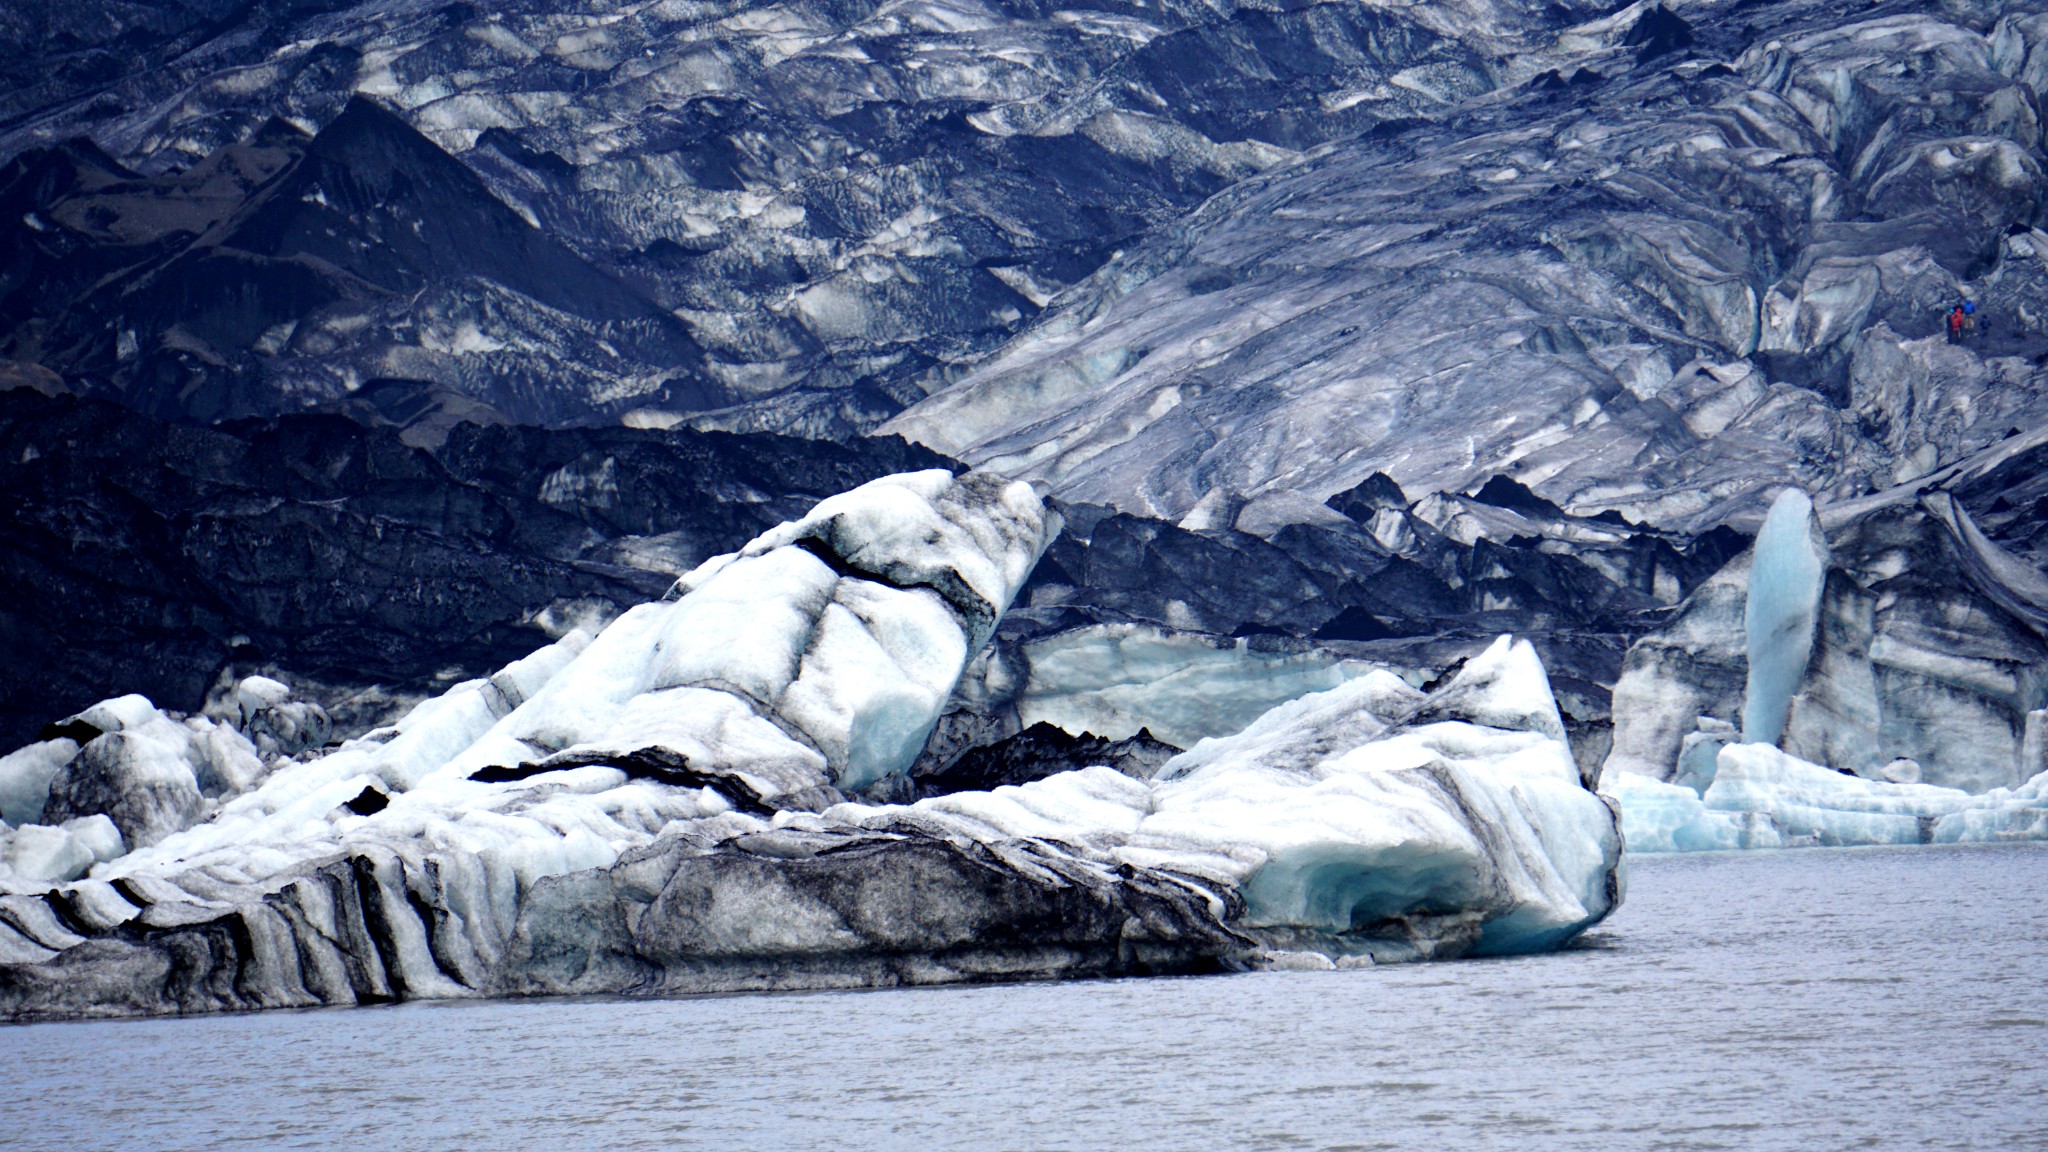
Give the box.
[830,635,1623,961]
[0,473,1620,1021]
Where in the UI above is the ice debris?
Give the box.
[1610,742,2048,853]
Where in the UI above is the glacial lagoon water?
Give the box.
[5,844,2046,1151]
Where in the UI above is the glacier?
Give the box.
[883,3,2048,536]
[0,0,1569,436]
[0,474,1621,1020]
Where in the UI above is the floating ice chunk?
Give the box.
[1705,743,1978,846]
[1613,740,2048,852]
[1603,771,1754,852]
[1742,489,1828,745]
[0,486,1624,1019]
[836,636,1624,960]
[1144,638,1621,957]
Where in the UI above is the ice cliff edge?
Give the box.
[0,471,1619,1021]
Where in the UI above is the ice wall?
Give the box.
[1743,489,1829,745]
[1015,624,1383,749]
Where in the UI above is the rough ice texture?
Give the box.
[885,6,2048,538]
[0,622,1619,1020]
[0,681,334,885]
[0,0,1538,438]
[1610,742,2048,853]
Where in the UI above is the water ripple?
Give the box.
[2,844,2045,1150]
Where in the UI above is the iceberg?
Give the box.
[0,470,1620,1021]
[1601,483,2048,853]
[821,636,1621,965]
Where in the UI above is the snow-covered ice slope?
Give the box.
[0,466,1620,1021]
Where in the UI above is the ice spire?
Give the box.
[1742,488,1829,745]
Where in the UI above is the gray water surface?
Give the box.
[5,845,2046,1151]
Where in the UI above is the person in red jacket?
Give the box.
[1948,305,1965,343]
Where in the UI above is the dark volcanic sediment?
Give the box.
[0,390,950,748]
